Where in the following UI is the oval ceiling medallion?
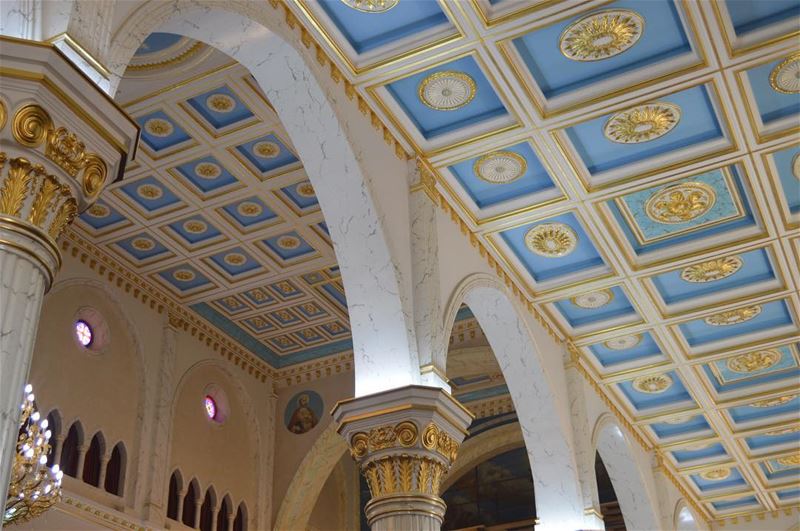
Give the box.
[604,334,642,350]
[136,184,163,200]
[144,118,174,138]
[700,468,731,481]
[296,182,316,198]
[571,289,614,309]
[793,153,800,180]
[704,305,762,326]
[418,71,477,111]
[750,395,797,408]
[766,426,800,436]
[727,350,781,374]
[237,201,262,217]
[183,220,207,234]
[645,182,716,224]
[173,269,196,282]
[86,204,110,218]
[680,256,743,283]
[131,237,155,252]
[277,235,301,249]
[604,102,681,144]
[632,373,673,394]
[559,9,644,62]
[473,151,528,184]
[769,53,800,94]
[777,454,800,467]
[195,162,222,179]
[206,93,236,113]
[524,222,578,258]
[253,141,281,159]
[340,0,399,13]
[664,414,695,425]
[224,253,247,266]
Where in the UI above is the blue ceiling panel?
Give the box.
[679,300,793,347]
[185,85,255,130]
[235,134,300,175]
[711,495,759,512]
[79,200,128,230]
[671,443,728,464]
[773,145,800,214]
[385,56,509,139]
[565,84,722,175]
[135,32,183,56]
[219,196,278,231]
[156,264,212,292]
[136,110,192,152]
[166,214,222,246]
[704,345,799,393]
[691,466,747,492]
[777,487,800,501]
[728,395,800,425]
[448,141,557,209]
[208,247,263,277]
[173,156,240,196]
[114,232,170,261]
[746,59,800,124]
[650,415,713,440]
[760,460,800,482]
[499,212,605,283]
[652,248,775,305]
[317,0,450,54]
[119,176,183,213]
[725,0,799,37]
[262,231,316,261]
[588,331,664,368]
[745,429,800,452]
[512,0,691,98]
[617,370,693,411]
[280,181,319,211]
[554,286,636,328]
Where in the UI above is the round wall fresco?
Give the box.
[284,390,323,435]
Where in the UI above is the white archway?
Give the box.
[674,499,700,531]
[443,274,584,531]
[593,414,660,530]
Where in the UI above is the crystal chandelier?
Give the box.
[3,385,63,526]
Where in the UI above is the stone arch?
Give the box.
[592,413,660,530]
[274,422,348,531]
[673,498,700,530]
[100,0,419,396]
[442,273,584,531]
[442,422,524,492]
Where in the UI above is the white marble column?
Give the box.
[333,386,473,531]
[0,37,136,525]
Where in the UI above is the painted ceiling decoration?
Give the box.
[62,0,799,523]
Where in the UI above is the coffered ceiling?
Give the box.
[285,0,799,521]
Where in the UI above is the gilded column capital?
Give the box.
[333,385,473,530]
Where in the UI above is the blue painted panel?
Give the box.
[208,247,262,277]
[236,134,300,174]
[136,111,192,152]
[777,488,800,500]
[512,0,691,98]
[761,460,800,480]
[652,248,775,305]
[270,280,304,299]
[672,443,727,464]
[385,56,509,139]
[678,300,793,347]
[221,196,277,227]
[167,214,221,245]
[156,264,211,291]
[185,85,254,129]
[773,145,800,214]
[281,181,319,210]
[294,328,325,345]
[691,467,746,492]
[456,384,510,403]
[746,59,800,124]
[321,282,348,308]
[115,233,169,261]
[270,309,302,326]
[135,33,182,56]
[318,0,449,54]
[565,85,722,174]
[499,212,605,282]
[711,495,758,511]
[262,231,315,260]
[119,176,182,212]
[617,370,692,410]
[241,287,276,307]
[650,415,711,439]
[320,321,349,337]
[448,141,556,209]
[728,395,800,425]
[705,345,799,392]
[553,286,636,328]
[745,429,800,451]
[295,301,328,319]
[79,200,127,229]
[213,295,249,315]
[588,331,662,367]
[725,0,799,36]
[174,156,239,194]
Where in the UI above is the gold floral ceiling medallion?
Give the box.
[750,395,796,408]
[418,71,477,111]
[173,269,195,282]
[206,94,236,113]
[277,235,301,249]
[727,350,781,374]
[144,118,173,138]
[664,414,695,425]
[777,454,800,467]
[194,162,221,179]
[680,256,743,283]
[704,305,761,326]
[632,373,672,394]
[253,141,280,159]
[131,237,155,252]
[769,53,800,94]
[524,222,578,258]
[645,182,716,224]
[86,204,109,218]
[571,289,614,309]
[766,426,800,436]
[474,151,527,184]
[183,220,207,234]
[604,334,642,350]
[560,9,644,62]
[224,253,246,266]
[792,153,800,180]
[700,468,731,481]
[604,102,681,144]
[341,0,399,13]
[297,182,316,198]
[136,184,163,200]
[237,201,262,217]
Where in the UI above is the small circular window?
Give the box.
[204,395,217,420]
[202,384,229,425]
[75,320,93,347]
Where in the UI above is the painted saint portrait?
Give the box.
[284,390,323,435]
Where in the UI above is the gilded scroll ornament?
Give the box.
[604,102,681,144]
[704,305,762,326]
[12,104,53,148]
[726,350,780,374]
[645,182,715,224]
[680,256,742,283]
[81,155,107,198]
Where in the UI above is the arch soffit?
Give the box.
[441,422,524,492]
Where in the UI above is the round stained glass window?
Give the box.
[204,395,217,420]
[75,320,93,347]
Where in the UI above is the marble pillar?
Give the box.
[333,386,473,531]
[0,36,137,520]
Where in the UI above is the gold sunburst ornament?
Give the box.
[704,305,761,326]
[777,454,800,467]
[144,118,173,137]
[632,373,672,394]
[727,350,781,373]
[341,0,398,13]
[681,256,743,283]
[206,93,236,113]
[418,71,477,111]
[560,9,644,62]
[131,237,155,252]
[645,182,716,224]
[571,289,614,309]
[473,151,527,184]
[604,334,642,350]
[604,102,681,144]
[223,253,246,266]
[700,468,731,481]
[750,395,796,408]
[524,222,578,258]
[769,53,800,94]
[194,162,222,179]
[173,269,195,282]
[253,141,280,159]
